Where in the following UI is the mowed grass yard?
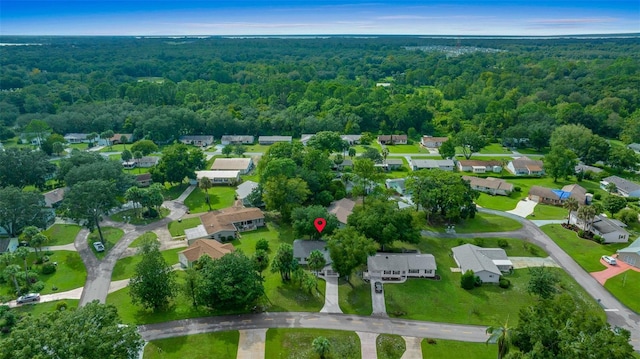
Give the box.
[168,217,201,237]
[425,212,522,233]
[184,186,236,213]
[87,227,124,259]
[377,334,406,359]
[604,270,640,314]
[540,224,629,272]
[43,224,81,246]
[474,192,522,211]
[111,248,182,281]
[338,275,372,316]
[527,204,568,220]
[144,331,239,359]
[422,339,496,359]
[265,328,361,359]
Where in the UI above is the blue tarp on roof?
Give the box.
[551,189,572,200]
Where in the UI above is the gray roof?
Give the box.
[185,225,209,241]
[386,159,403,165]
[0,238,10,253]
[618,237,640,255]
[180,135,213,141]
[64,133,88,140]
[451,244,509,275]
[628,143,640,152]
[258,136,292,142]
[412,159,454,168]
[575,163,603,173]
[602,176,640,194]
[591,215,628,235]
[367,253,436,272]
[341,135,362,142]
[221,135,254,142]
[236,180,259,200]
[293,240,331,265]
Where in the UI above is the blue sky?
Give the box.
[1,1,638,36]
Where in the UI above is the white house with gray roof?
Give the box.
[293,240,337,277]
[410,159,455,171]
[236,180,259,206]
[365,253,437,282]
[570,213,629,244]
[220,135,254,145]
[617,237,640,268]
[258,136,292,145]
[600,176,640,198]
[451,244,513,284]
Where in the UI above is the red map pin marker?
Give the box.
[314,218,326,233]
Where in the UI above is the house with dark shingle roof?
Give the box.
[570,213,629,244]
[293,239,337,276]
[600,176,640,198]
[327,198,356,227]
[528,184,588,206]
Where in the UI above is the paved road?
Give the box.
[138,312,489,343]
[425,208,640,351]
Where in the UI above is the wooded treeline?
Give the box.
[1,36,639,144]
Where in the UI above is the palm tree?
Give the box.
[348,147,356,159]
[14,247,30,291]
[563,197,579,225]
[199,177,213,211]
[3,265,22,294]
[30,233,48,259]
[382,147,389,164]
[133,151,143,173]
[486,319,512,359]
[312,336,331,359]
[577,205,596,232]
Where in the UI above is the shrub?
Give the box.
[255,238,270,252]
[578,230,585,238]
[474,276,483,287]
[514,186,522,192]
[499,278,511,288]
[56,301,68,311]
[497,239,509,248]
[41,262,57,275]
[616,208,639,226]
[474,238,485,247]
[457,239,465,246]
[461,270,476,290]
[593,235,603,244]
[594,193,602,200]
[30,281,45,292]
[426,338,437,345]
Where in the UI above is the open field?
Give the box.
[527,203,568,220]
[111,248,182,281]
[265,328,361,359]
[144,331,239,359]
[425,212,522,233]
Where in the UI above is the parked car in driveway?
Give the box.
[93,241,105,252]
[602,255,617,265]
[17,293,40,304]
[374,281,383,293]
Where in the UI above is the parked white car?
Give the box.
[93,241,105,252]
[17,293,40,304]
[602,255,617,265]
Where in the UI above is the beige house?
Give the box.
[528,184,588,206]
[196,170,241,185]
[327,198,356,227]
[178,239,235,268]
[378,135,408,145]
[462,176,513,196]
[220,135,254,145]
[179,135,214,147]
[211,158,254,174]
[457,160,502,173]
[421,136,449,148]
[506,156,544,176]
[185,207,265,243]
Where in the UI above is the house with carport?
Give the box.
[179,135,214,147]
[184,207,265,243]
[178,239,235,268]
[570,213,629,244]
[528,184,588,206]
[617,237,640,268]
[258,136,292,145]
[378,135,408,145]
[221,135,254,145]
[451,244,513,284]
[457,160,502,174]
[364,253,437,282]
[293,240,337,276]
[196,170,241,185]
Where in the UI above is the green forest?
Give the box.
[1,35,639,145]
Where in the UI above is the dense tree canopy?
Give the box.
[347,199,420,250]
[0,187,47,236]
[0,148,56,189]
[129,239,176,311]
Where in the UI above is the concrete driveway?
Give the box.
[371,279,387,316]
[506,198,537,218]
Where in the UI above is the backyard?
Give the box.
[183,186,236,213]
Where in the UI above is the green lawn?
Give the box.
[112,248,182,281]
[422,339,495,359]
[262,269,326,312]
[168,217,201,237]
[474,192,522,211]
[377,334,406,359]
[12,299,79,316]
[479,143,512,154]
[43,224,81,246]
[527,204,568,220]
[231,223,296,257]
[540,224,629,272]
[338,276,372,316]
[129,232,158,248]
[385,144,430,154]
[111,208,170,225]
[244,144,271,153]
[144,331,239,359]
[184,186,236,213]
[604,270,640,314]
[88,227,124,259]
[162,183,190,201]
[265,328,361,359]
[461,238,546,257]
[426,212,522,233]
[99,144,128,153]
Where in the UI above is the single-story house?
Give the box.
[293,239,337,276]
[575,163,603,174]
[179,135,214,147]
[122,161,136,170]
[628,143,640,154]
[462,176,513,196]
[600,176,640,198]
[20,132,50,145]
[385,178,406,195]
[185,207,265,243]
[236,180,259,206]
[570,213,629,244]
[378,135,408,145]
[0,238,19,254]
[457,160,502,174]
[220,135,254,145]
[43,188,66,208]
[421,136,449,148]
[376,159,403,171]
[376,82,391,87]
[365,253,437,282]
[506,156,545,176]
[528,184,588,206]
[178,239,235,268]
[211,158,254,174]
[451,244,513,284]
[136,173,152,187]
[137,156,160,168]
[97,133,132,146]
[617,237,640,268]
[63,133,89,144]
[327,198,356,227]
[333,159,353,170]
[300,134,315,146]
[195,170,241,185]
[410,159,455,171]
[258,136,292,145]
[341,135,362,145]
